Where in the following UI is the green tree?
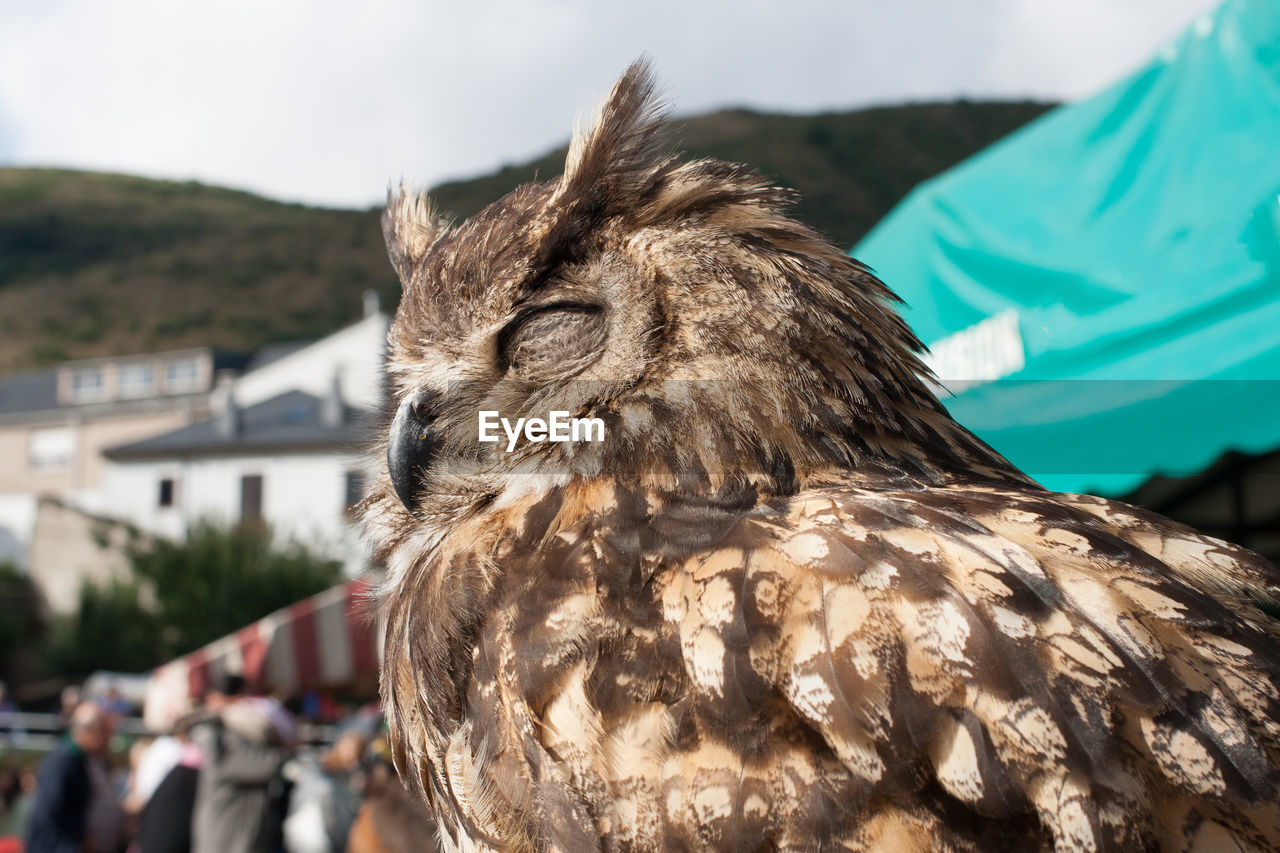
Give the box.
[45,578,163,676]
[0,561,43,682]
[45,522,342,678]
[129,521,342,658]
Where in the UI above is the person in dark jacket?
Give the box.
[25,702,111,853]
[137,716,203,853]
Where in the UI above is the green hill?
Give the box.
[0,171,395,371]
[0,100,1050,372]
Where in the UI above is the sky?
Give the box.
[0,0,1221,210]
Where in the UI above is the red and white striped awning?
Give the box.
[144,579,380,729]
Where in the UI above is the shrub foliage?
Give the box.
[46,522,342,678]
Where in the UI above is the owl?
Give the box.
[363,60,1280,851]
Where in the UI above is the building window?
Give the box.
[118,363,155,398]
[240,474,263,522]
[165,358,200,394]
[344,470,364,515]
[158,478,175,508]
[29,427,74,470]
[70,368,105,403]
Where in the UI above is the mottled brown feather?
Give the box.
[364,60,1280,852]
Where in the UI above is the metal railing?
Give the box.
[0,711,336,754]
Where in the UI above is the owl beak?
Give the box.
[387,391,439,515]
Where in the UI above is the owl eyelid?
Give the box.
[497,300,602,346]
[495,301,604,373]
[510,299,602,322]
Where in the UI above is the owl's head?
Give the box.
[373,60,1003,532]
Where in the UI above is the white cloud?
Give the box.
[0,0,1220,208]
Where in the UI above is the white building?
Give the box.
[0,347,243,570]
[232,291,387,411]
[100,300,389,577]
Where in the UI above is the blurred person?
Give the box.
[137,716,202,853]
[122,737,152,813]
[25,701,110,853]
[97,690,130,718]
[56,687,82,733]
[190,675,293,853]
[0,765,35,840]
[0,766,18,827]
[116,737,154,846]
[59,687,80,718]
[84,715,125,853]
[125,734,182,816]
[344,745,437,853]
[0,684,23,748]
[281,732,366,853]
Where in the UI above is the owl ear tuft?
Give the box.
[382,185,449,284]
[558,57,671,211]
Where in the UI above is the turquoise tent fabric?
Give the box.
[853,0,1280,496]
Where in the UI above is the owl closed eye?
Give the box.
[497,300,607,381]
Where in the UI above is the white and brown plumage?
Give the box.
[363,61,1280,851]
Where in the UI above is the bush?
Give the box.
[45,578,163,676]
[45,522,342,679]
[0,562,41,679]
[127,521,342,658]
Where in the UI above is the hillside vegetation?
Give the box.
[0,100,1050,371]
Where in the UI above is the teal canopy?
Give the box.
[853,0,1280,496]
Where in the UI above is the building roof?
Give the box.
[0,368,60,417]
[104,390,371,460]
[241,341,312,374]
[0,349,251,423]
